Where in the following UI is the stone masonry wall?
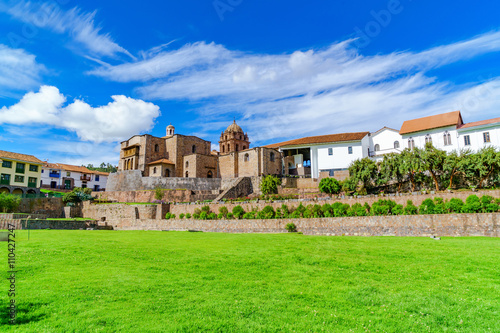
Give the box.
[18,197,65,218]
[108,213,499,237]
[82,202,164,221]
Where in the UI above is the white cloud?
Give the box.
[0,86,161,142]
[88,30,500,145]
[0,44,44,97]
[0,1,133,59]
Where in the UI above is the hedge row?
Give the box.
[165,194,500,220]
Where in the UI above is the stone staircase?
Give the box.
[213,177,253,202]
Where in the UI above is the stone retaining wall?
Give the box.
[0,219,94,230]
[93,189,218,203]
[169,190,500,216]
[83,202,169,221]
[18,197,65,218]
[108,213,499,237]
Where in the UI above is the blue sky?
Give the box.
[1,0,500,165]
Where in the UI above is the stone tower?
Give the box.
[219,120,250,154]
[166,124,175,137]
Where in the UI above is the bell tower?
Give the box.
[219,120,250,154]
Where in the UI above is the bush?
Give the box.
[341,177,357,194]
[227,213,234,219]
[218,206,229,218]
[199,211,208,220]
[445,198,464,213]
[462,195,481,213]
[193,208,201,215]
[201,205,210,213]
[419,198,436,215]
[371,199,397,216]
[258,205,276,219]
[154,187,164,201]
[179,213,185,219]
[319,178,341,194]
[347,203,368,217]
[217,213,224,219]
[192,213,199,219]
[243,212,256,219]
[392,204,404,215]
[277,204,289,218]
[0,193,21,213]
[285,223,297,232]
[165,212,175,219]
[207,212,217,220]
[404,200,418,215]
[260,175,281,195]
[186,213,192,219]
[232,205,245,219]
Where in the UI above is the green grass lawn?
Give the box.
[1,231,498,332]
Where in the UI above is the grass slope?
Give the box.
[1,231,499,332]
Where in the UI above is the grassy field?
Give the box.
[1,231,499,332]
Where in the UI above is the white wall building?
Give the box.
[41,163,109,191]
[369,127,403,162]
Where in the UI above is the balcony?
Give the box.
[124,147,138,158]
[28,182,37,188]
[49,172,61,178]
[0,179,10,185]
[80,175,91,181]
[15,167,25,174]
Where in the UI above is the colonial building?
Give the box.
[0,150,43,196]
[118,121,281,179]
[41,163,109,191]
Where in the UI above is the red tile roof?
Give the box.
[0,150,44,164]
[399,111,463,135]
[43,163,109,175]
[264,132,369,149]
[458,117,500,129]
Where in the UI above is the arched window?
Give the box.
[394,141,400,149]
[185,161,189,168]
[236,144,239,151]
[165,169,170,177]
[207,171,213,178]
[225,135,227,140]
[270,152,275,162]
[243,146,246,150]
[425,134,432,145]
[443,132,451,146]
[154,144,159,152]
[185,171,189,177]
[192,145,196,154]
[153,167,157,174]
[240,135,242,140]
[227,144,230,152]
[374,144,380,152]
[222,145,225,153]
[408,138,415,149]
[244,153,249,162]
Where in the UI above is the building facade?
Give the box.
[41,163,109,191]
[0,150,43,195]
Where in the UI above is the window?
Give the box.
[165,169,170,177]
[328,148,333,155]
[16,163,25,174]
[374,144,380,152]
[185,161,189,168]
[222,145,225,153]
[66,171,71,177]
[270,152,275,162]
[408,138,415,149]
[483,132,491,143]
[394,141,400,149]
[153,167,157,174]
[154,144,159,152]
[29,165,38,172]
[425,135,432,144]
[443,132,452,146]
[244,153,249,162]
[2,160,12,168]
[207,171,213,178]
[227,144,230,152]
[185,171,189,177]
[348,147,353,154]
[243,146,246,150]
[192,145,196,153]
[1,173,11,184]
[464,135,471,146]
[28,177,37,187]
[236,144,239,151]
[95,175,100,181]
[15,175,24,183]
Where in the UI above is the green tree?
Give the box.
[379,153,404,191]
[399,148,424,192]
[461,147,500,188]
[260,175,281,195]
[318,178,341,194]
[443,149,470,189]
[348,157,378,191]
[420,142,446,191]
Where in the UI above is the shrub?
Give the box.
[392,204,404,215]
[290,210,302,218]
[371,199,397,216]
[201,205,210,213]
[232,205,245,219]
[199,211,208,220]
[484,203,500,213]
[227,213,234,219]
[207,212,217,220]
[259,206,276,219]
[277,204,289,218]
[445,198,464,213]
[218,206,229,218]
[404,200,418,215]
[217,213,224,219]
[347,203,368,217]
[165,212,175,219]
[186,213,192,219]
[433,198,446,214]
[341,177,357,194]
[319,178,341,194]
[179,213,185,219]
[480,195,494,212]
[462,195,481,213]
[193,208,201,215]
[0,193,21,213]
[285,223,297,232]
[192,213,199,219]
[243,212,256,219]
[260,175,282,195]
[154,187,164,201]
[419,198,436,215]
[321,203,332,217]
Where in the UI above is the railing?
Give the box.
[80,175,91,181]
[0,179,10,185]
[15,168,25,174]
[49,172,61,178]
[28,182,37,188]
[124,148,138,157]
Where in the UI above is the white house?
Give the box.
[266,132,370,179]
[369,127,403,162]
[41,163,109,191]
[457,117,500,152]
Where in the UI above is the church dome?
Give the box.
[167,124,175,129]
[225,120,243,133]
